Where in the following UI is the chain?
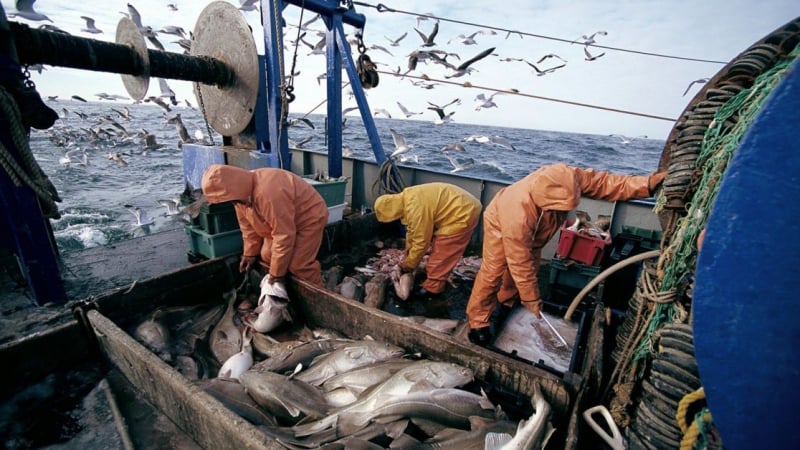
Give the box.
[271,0,288,159]
[21,65,35,88]
[354,29,379,88]
[194,81,215,146]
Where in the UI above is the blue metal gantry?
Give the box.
[258,0,387,177]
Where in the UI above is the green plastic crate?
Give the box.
[303,177,348,207]
[621,225,662,250]
[548,257,602,290]
[185,225,243,259]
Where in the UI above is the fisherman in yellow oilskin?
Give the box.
[374,182,482,299]
[466,163,667,346]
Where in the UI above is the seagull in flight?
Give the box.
[583,46,605,61]
[444,47,495,78]
[525,60,566,76]
[80,16,103,34]
[444,153,475,173]
[609,134,647,144]
[385,32,408,47]
[682,78,711,96]
[572,31,608,45]
[158,197,183,217]
[389,128,414,159]
[126,206,155,227]
[414,22,439,47]
[396,102,422,118]
[440,143,466,152]
[474,92,502,110]
[10,0,53,22]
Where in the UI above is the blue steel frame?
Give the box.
[259,0,386,177]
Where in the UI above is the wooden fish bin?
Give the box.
[37,253,587,449]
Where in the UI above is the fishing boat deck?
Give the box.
[1,228,193,344]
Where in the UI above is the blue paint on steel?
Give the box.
[182,144,226,189]
[694,60,800,449]
[261,0,291,169]
[325,14,343,178]
[254,54,271,155]
[0,123,65,305]
[283,0,366,28]
[332,20,387,165]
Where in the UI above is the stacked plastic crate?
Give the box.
[184,199,243,261]
[548,221,611,306]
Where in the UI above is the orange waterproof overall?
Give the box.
[466,164,651,329]
[374,182,482,294]
[201,165,329,286]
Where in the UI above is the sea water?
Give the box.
[29,100,663,254]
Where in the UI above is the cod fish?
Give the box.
[197,378,277,427]
[485,383,553,450]
[413,416,519,450]
[251,338,353,374]
[391,271,414,301]
[295,340,406,386]
[218,328,254,380]
[294,360,474,437]
[210,289,243,364]
[133,312,172,362]
[342,388,503,437]
[245,275,292,333]
[239,366,330,422]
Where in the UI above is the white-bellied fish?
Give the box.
[197,378,277,427]
[239,365,330,422]
[295,340,406,386]
[210,289,243,364]
[294,360,473,437]
[218,328,254,380]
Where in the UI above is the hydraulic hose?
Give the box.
[564,249,661,321]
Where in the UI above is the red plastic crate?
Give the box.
[555,221,612,266]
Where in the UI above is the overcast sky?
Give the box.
[3,0,798,138]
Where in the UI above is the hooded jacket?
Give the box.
[485,163,650,302]
[374,182,481,269]
[201,165,328,277]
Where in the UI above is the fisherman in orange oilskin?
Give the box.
[374,182,482,299]
[201,164,329,287]
[466,163,667,346]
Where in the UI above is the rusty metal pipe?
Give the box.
[8,22,234,88]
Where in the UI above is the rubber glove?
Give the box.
[648,171,668,195]
[239,255,257,273]
[267,274,289,299]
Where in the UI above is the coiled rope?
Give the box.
[606,36,800,438]
[372,158,406,195]
[677,388,720,450]
[640,42,800,367]
[0,84,61,218]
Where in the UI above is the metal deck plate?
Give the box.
[493,307,578,373]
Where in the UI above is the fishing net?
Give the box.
[606,17,800,445]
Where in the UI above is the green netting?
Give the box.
[634,43,800,366]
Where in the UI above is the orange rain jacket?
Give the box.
[466,164,652,328]
[201,165,328,285]
[374,182,482,271]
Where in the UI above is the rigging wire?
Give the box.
[379,70,678,122]
[352,1,729,65]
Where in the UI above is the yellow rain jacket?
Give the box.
[201,165,328,284]
[467,164,651,328]
[374,182,482,270]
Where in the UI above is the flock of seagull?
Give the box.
[9,0,678,222]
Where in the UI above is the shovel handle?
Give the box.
[582,405,625,450]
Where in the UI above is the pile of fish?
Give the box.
[325,240,483,307]
[130,279,554,448]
